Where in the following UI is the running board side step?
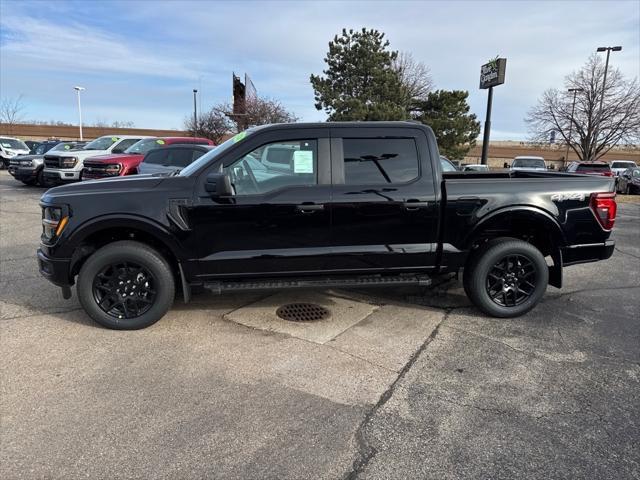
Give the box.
[203,275,431,295]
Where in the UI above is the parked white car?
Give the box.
[610,160,637,177]
[0,136,30,168]
[43,135,150,185]
[511,156,547,171]
[462,164,489,172]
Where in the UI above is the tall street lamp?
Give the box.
[564,87,584,166]
[74,86,85,141]
[593,46,622,160]
[192,89,198,138]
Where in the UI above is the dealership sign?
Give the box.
[480,57,507,89]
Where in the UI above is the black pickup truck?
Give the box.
[37,122,617,329]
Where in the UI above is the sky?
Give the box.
[0,0,638,140]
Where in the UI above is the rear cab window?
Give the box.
[577,164,611,172]
[342,138,419,185]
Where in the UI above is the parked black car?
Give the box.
[616,167,640,194]
[37,122,616,329]
[137,144,216,176]
[9,141,86,186]
[25,140,42,154]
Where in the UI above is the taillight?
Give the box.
[604,171,614,177]
[590,192,617,230]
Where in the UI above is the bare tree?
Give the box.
[393,52,434,112]
[188,97,298,141]
[185,104,233,144]
[0,95,26,132]
[526,54,640,161]
[238,97,299,131]
[112,120,135,128]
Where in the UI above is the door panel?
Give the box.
[187,130,331,278]
[327,128,439,272]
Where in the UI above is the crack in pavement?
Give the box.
[615,247,640,261]
[343,310,447,480]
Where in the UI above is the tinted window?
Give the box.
[114,138,140,151]
[343,138,419,185]
[225,139,317,195]
[166,148,194,168]
[143,150,168,165]
[512,158,545,168]
[611,161,636,169]
[577,164,610,171]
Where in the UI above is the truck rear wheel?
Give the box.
[77,241,175,329]
[465,238,548,318]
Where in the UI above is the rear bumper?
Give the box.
[561,240,615,266]
[37,248,73,287]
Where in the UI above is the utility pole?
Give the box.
[564,87,584,166]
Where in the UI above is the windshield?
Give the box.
[0,138,29,150]
[179,129,257,176]
[440,157,457,172]
[83,136,119,150]
[611,161,636,169]
[126,138,167,154]
[512,158,545,168]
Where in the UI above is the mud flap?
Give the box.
[549,247,563,288]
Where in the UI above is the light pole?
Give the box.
[564,87,584,166]
[192,89,198,138]
[593,46,622,160]
[74,86,85,141]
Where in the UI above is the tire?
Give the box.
[36,169,45,187]
[77,240,175,329]
[21,179,37,186]
[465,238,548,318]
[463,237,512,299]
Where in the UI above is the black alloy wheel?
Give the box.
[92,261,156,319]
[485,254,537,307]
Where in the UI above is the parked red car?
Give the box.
[81,137,214,179]
[565,161,614,177]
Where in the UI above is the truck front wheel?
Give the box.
[77,241,175,329]
[465,238,548,318]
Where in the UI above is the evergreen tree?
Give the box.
[310,28,408,121]
[412,90,480,159]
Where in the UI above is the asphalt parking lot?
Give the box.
[1,170,639,479]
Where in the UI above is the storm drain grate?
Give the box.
[276,303,330,322]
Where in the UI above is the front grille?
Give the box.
[44,155,76,169]
[82,162,119,178]
[44,155,60,168]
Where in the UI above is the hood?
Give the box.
[41,175,164,203]
[84,153,142,164]
[14,154,44,161]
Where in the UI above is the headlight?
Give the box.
[61,157,78,167]
[20,159,33,166]
[42,206,70,242]
[105,164,121,173]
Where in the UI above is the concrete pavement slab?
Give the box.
[225,290,379,344]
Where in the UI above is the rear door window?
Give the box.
[342,138,419,185]
[144,150,169,165]
[166,148,195,168]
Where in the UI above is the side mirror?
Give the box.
[205,172,233,197]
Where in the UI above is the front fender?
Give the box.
[56,213,185,259]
